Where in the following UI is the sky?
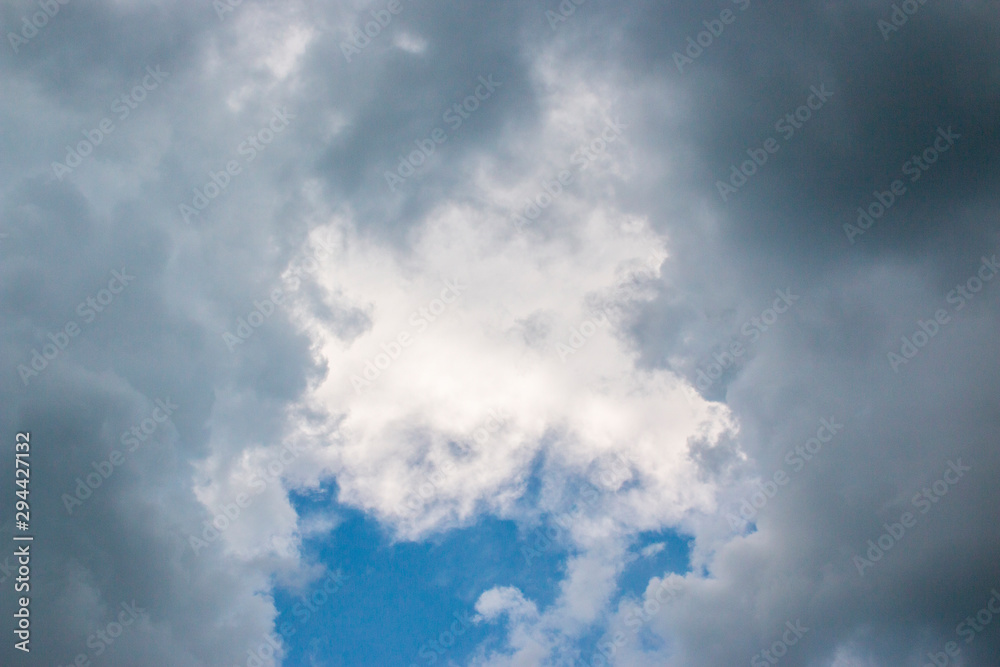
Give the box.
[1,0,999,666]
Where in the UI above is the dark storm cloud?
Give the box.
[586,1,1000,664]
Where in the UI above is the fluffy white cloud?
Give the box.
[282,200,735,538]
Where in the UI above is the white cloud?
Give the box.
[283,203,734,541]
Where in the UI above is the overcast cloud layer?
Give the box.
[2,0,999,665]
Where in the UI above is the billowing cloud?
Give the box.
[2,0,999,665]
